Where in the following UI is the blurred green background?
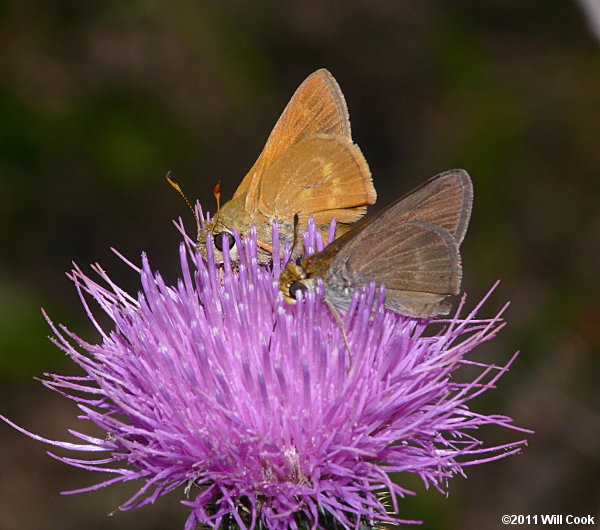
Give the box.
[1,1,599,529]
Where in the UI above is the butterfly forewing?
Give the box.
[256,135,375,224]
[332,220,460,288]
[295,170,473,317]
[236,69,352,209]
[362,169,472,245]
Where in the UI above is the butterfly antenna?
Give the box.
[213,181,222,213]
[166,171,201,240]
[289,213,304,263]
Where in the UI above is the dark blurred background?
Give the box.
[1,1,599,529]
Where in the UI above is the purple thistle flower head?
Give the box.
[2,212,530,529]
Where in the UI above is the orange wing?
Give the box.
[234,69,352,211]
[253,134,375,224]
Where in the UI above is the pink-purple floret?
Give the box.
[2,215,530,529]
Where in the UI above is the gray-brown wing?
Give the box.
[324,221,461,317]
[370,169,472,245]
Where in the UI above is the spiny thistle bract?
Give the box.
[2,215,529,529]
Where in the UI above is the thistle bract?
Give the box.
[2,216,529,529]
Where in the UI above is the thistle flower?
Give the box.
[2,214,529,529]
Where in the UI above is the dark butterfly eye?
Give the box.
[295,256,303,266]
[289,281,308,300]
[214,231,235,252]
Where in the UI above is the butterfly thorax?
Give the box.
[199,193,354,265]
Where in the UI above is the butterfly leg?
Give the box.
[325,299,353,371]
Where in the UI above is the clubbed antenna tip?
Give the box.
[166,171,201,240]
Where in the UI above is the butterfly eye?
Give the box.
[289,281,308,300]
[295,256,303,266]
[214,231,235,252]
